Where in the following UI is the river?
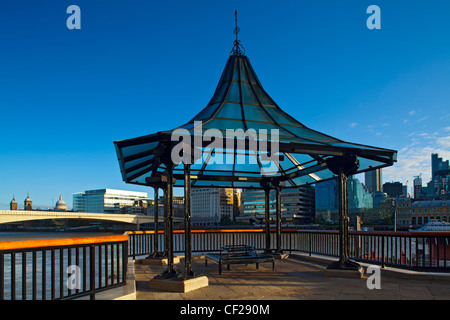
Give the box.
[0,231,116,242]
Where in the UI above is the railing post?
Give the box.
[22,252,26,300]
[0,252,4,300]
[381,235,385,268]
[90,245,95,300]
[32,250,37,300]
[131,233,136,261]
[122,241,128,285]
[309,232,312,256]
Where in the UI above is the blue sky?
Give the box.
[1,0,449,209]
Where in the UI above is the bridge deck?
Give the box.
[0,210,164,225]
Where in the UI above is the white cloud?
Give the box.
[349,122,358,128]
[417,116,430,122]
[382,133,450,186]
[409,110,416,115]
[437,136,450,149]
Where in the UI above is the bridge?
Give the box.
[0,210,182,227]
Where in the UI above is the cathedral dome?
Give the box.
[55,194,68,211]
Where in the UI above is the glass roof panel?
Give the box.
[211,81,230,104]
[215,102,242,119]
[216,56,235,89]
[263,106,304,127]
[243,57,259,85]
[284,126,340,143]
[251,85,276,106]
[124,154,154,171]
[226,81,241,102]
[191,103,221,122]
[243,121,295,139]
[239,58,249,83]
[243,105,274,123]
[241,83,259,105]
[202,118,246,132]
[121,142,159,158]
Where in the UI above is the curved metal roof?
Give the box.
[114,52,397,189]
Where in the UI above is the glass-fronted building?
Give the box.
[241,186,315,225]
[316,176,373,222]
[73,189,148,213]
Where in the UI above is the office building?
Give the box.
[365,169,382,194]
[241,186,315,225]
[316,176,373,222]
[432,153,449,179]
[383,182,404,198]
[191,188,237,225]
[414,154,450,200]
[73,189,148,213]
[413,175,423,199]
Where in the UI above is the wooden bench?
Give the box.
[205,245,275,274]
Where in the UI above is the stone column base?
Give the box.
[149,275,209,293]
[323,266,364,279]
[140,256,181,265]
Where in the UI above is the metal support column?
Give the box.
[275,185,282,255]
[264,187,271,254]
[325,155,361,270]
[153,186,159,256]
[166,163,175,275]
[163,186,169,258]
[183,163,193,278]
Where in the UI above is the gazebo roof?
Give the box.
[114,50,397,189]
[114,19,397,190]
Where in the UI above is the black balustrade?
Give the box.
[0,237,128,300]
[2,229,450,300]
[128,229,450,272]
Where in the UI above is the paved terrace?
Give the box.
[132,254,450,300]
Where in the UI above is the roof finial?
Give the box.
[231,10,245,56]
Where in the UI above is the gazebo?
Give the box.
[114,12,397,285]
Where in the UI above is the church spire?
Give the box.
[231,10,245,56]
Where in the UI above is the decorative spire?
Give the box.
[231,10,245,56]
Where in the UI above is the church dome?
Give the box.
[55,194,68,211]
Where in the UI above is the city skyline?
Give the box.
[1,1,450,209]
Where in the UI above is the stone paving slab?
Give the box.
[133,254,450,301]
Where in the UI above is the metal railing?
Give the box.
[128,229,450,272]
[3,228,449,300]
[0,235,128,300]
